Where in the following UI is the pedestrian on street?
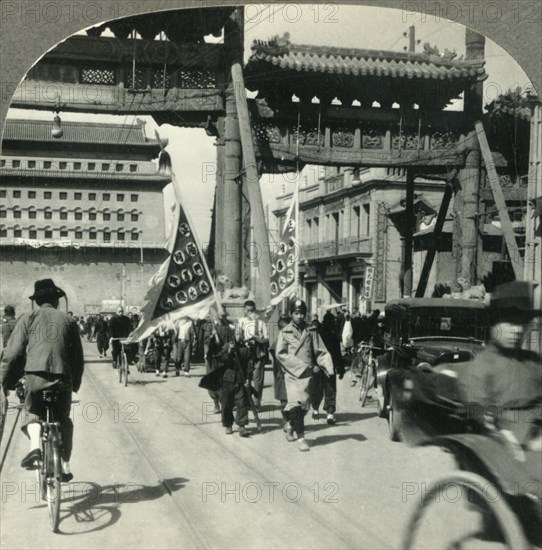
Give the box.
[269,314,291,427]
[174,317,196,377]
[202,314,221,413]
[311,313,345,424]
[0,279,84,481]
[236,300,269,409]
[95,314,109,358]
[1,305,17,349]
[276,299,333,451]
[201,311,251,436]
[108,306,133,369]
[155,325,175,378]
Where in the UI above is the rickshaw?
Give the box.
[373,298,490,441]
[399,365,542,549]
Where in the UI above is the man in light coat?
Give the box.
[276,299,333,451]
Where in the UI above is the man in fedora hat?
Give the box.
[453,281,541,480]
[0,279,84,481]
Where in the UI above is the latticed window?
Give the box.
[60,208,68,220]
[125,67,145,90]
[117,210,125,222]
[13,226,22,238]
[28,227,37,239]
[44,191,52,199]
[13,190,21,198]
[75,228,83,239]
[89,208,97,221]
[13,209,21,219]
[103,230,111,242]
[89,228,97,240]
[75,209,83,221]
[0,208,6,218]
[103,210,111,221]
[0,226,6,238]
[44,208,52,220]
[59,192,67,200]
[44,227,53,239]
[117,230,125,241]
[59,227,68,238]
[28,191,36,199]
[81,67,115,86]
[131,230,139,241]
[131,211,139,222]
[28,208,36,219]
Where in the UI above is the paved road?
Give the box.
[1,341,478,549]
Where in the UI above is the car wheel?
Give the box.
[388,393,403,442]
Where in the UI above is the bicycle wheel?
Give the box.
[118,352,124,384]
[402,471,529,550]
[122,352,128,387]
[45,432,62,532]
[359,362,370,408]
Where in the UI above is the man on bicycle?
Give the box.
[0,279,84,481]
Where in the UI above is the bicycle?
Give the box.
[111,338,131,386]
[357,343,383,408]
[36,388,63,533]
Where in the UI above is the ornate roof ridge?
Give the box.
[250,34,483,67]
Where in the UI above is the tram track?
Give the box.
[99,366,394,550]
[85,366,212,550]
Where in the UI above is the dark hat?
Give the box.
[489,281,541,319]
[289,299,307,314]
[29,279,66,301]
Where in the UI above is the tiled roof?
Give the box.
[247,37,486,82]
[2,119,167,147]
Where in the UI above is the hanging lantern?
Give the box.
[52,113,63,139]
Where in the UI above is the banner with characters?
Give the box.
[128,173,217,341]
[270,187,299,306]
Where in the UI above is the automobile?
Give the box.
[374,298,490,442]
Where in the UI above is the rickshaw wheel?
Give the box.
[402,471,529,550]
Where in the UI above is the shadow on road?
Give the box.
[47,477,188,535]
[309,433,367,446]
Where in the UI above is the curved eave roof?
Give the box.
[247,41,486,83]
[2,119,168,148]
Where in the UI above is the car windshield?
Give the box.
[407,310,488,341]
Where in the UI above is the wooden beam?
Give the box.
[415,181,453,297]
[231,64,271,306]
[475,121,524,279]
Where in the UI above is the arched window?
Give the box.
[0,207,6,219]
[103,227,111,242]
[28,206,37,219]
[117,228,125,241]
[59,225,68,238]
[74,226,83,240]
[13,224,22,238]
[88,207,97,221]
[44,225,53,239]
[0,224,6,238]
[74,207,83,221]
[13,207,21,219]
[44,207,53,220]
[117,208,125,222]
[103,208,111,221]
[130,228,140,241]
[88,226,97,240]
[28,225,37,239]
[59,207,68,220]
[130,209,139,222]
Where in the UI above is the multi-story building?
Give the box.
[0,118,171,314]
[273,162,523,316]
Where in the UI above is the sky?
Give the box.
[4,4,533,244]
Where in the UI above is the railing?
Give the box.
[301,235,371,261]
